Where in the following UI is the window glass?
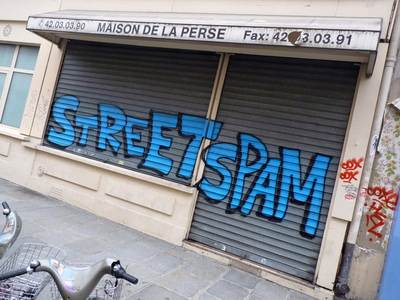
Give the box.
[0,44,16,67]
[15,46,39,70]
[0,73,6,96]
[1,72,32,127]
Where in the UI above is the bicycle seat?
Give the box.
[35,258,135,300]
[0,202,22,258]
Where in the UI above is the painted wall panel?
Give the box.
[0,140,11,157]
[40,159,101,191]
[105,183,176,216]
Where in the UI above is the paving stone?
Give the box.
[248,294,267,300]
[253,279,290,300]
[112,239,165,264]
[207,280,249,300]
[66,218,115,238]
[103,226,145,246]
[127,284,187,300]
[143,235,176,251]
[159,268,210,298]
[32,226,88,250]
[127,263,161,283]
[182,255,227,281]
[223,268,259,289]
[287,290,316,300]
[121,280,152,299]
[171,247,203,263]
[198,292,221,300]
[63,235,111,256]
[141,253,182,274]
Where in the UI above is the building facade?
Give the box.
[0,1,399,299]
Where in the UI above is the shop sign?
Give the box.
[27,17,380,51]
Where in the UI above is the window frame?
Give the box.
[0,44,37,128]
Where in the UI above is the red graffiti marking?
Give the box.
[340,158,363,184]
[345,194,354,200]
[366,202,386,238]
[366,187,398,210]
[364,186,398,241]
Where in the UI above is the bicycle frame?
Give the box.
[0,202,22,258]
[38,258,116,300]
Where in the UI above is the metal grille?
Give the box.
[189,54,359,281]
[44,40,219,184]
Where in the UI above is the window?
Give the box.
[0,44,39,128]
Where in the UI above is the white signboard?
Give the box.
[27,17,380,51]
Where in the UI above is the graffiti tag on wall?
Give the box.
[339,157,363,203]
[47,95,333,238]
[364,186,398,241]
[340,158,363,184]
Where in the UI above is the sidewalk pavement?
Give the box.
[0,178,315,300]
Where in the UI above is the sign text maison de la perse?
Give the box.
[27,17,380,51]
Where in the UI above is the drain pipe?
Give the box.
[334,3,400,297]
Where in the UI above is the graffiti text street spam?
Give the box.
[47,95,332,238]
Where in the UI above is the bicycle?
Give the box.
[0,201,138,299]
[0,257,138,300]
[0,201,65,299]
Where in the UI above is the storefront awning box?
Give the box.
[27,10,382,75]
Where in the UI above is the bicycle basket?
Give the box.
[0,243,65,300]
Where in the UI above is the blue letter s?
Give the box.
[47,95,79,147]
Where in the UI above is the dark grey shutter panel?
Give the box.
[44,41,219,184]
[189,55,359,281]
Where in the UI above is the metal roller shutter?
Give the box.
[189,54,359,281]
[44,41,219,184]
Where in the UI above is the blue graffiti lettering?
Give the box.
[178,114,222,179]
[140,112,178,175]
[46,96,334,238]
[198,143,238,202]
[276,148,331,237]
[241,158,281,216]
[229,133,268,211]
[97,104,126,153]
[124,116,148,157]
[75,115,98,146]
[47,95,79,147]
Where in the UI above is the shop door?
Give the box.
[189,54,359,281]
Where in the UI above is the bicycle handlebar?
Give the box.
[111,261,138,285]
[0,267,28,281]
[2,202,10,216]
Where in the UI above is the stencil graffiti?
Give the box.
[47,95,333,238]
[340,158,363,183]
[364,186,398,241]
